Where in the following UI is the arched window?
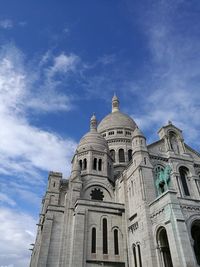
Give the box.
[83,158,87,170]
[133,244,137,267]
[79,160,82,170]
[91,227,96,253]
[110,150,115,162]
[128,149,132,161]
[137,244,142,267]
[103,218,108,254]
[114,229,119,255]
[179,166,190,196]
[191,220,200,265]
[93,158,97,170]
[157,227,173,267]
[98,159,102,171]
[119,149,125,162]
[154,165,165,195]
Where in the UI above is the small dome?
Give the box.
[98,111,137,133]
[133,127,145,138]
[77,115,109,152]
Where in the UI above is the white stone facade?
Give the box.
[30,96,200,267]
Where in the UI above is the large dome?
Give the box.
[98,111,137,133]
[97,95,137,133]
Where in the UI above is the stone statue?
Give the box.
[156,165,172,195]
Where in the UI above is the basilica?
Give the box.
[30,95,200,267]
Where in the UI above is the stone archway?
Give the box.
[191,220,200,265]
[157,227,173,267]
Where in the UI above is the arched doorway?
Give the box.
[157,227,173,267]
[191,220,200,265]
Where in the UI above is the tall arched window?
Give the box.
[114,229,119,255]
[79,160,82,170]
[119,149,125,162]
[179,166,190,196]
[128,149,132,161]
[83,158,87,170]
[91,227,96,253]
[137,244,142,267]
[103,218,108,254]
[98,159,102,171]
[191,220,200,265]
[133,244,137,267]
[110,150,115,162]
[93,158,97,170]
[157,227,173,267]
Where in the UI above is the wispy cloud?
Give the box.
[124,0,200,148]
[0,207,36,267]
[0,19,13,29]
[0,44,77,182]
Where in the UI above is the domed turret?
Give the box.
[78,114,109,153]
[76,115,113,180]
[97,95,137,177]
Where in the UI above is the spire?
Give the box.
[112,93,119,113]
[90,113,97,131]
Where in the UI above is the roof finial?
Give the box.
[90,113,97,131]
[112,93,119,113]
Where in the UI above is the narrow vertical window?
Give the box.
[79,160,82,170]
[103,218,108,254]
[91,228,96,253]
[93,158,97,170]
[114,229,119,255]
[119,149,125,162]
[128,149,132,161]
[144,157,147,165]
[133,245,137,267]
[137,244,142,267]
[83,158,87,170]
[179,167,190,196]
[110,150,115,162]
[98,159,102,171]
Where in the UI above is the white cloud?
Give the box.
[0,207,36,267]
[0,193,16,207]
[0,45,77,181]
[0,19,13,29]
[128,1,200,147]
[47,53,80,78]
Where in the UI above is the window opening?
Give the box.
[191,221,200,265]
[93,158,97,170]
[114,229,119,255]
[133,245,137,267]
[91,228,96,253]
[119,149,125,162]
[179,167,190,196]
[103,218,108,254]
[98,159,102,171]
[79,160,82,170]
[83,158,87,170]
[137,244,142,267]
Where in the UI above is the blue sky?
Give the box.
[0,1,200,266]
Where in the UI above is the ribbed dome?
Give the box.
[98,111,137,133]
[77,114,109,152]
[78,131,109,152]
